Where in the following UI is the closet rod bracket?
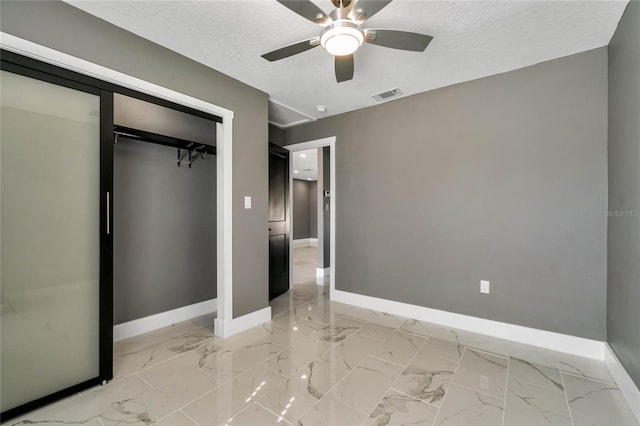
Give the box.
[177,144,192,167]
[188,146,206,168]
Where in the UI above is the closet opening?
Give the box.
[112,93,218,341]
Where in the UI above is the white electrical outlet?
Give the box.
[480,280,490,294]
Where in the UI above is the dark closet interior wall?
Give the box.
[292,179,317,240]
[113,95,217,324]
[607,1,640,388]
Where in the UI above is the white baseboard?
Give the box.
[113,298,217,342]
[316,267,331,285]
[293,238,318,248]
[331,289,604,360]
[604,344,640,422]
[214,306,272,338]
[316,267,330,278]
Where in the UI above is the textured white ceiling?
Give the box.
[292,148,318,180]
[65,0,627,126]
[268,99,314,128]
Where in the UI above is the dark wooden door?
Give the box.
[269,144,289,299]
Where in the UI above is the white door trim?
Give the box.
[0,33,234,338]
[285,137,336,294]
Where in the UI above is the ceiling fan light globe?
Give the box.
[324,34,360,56]
[320,21,364,56]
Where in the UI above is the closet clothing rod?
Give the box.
[113,125,216,155]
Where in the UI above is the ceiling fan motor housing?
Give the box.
[319,20,365,56]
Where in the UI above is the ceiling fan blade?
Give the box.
[262,38,319,62]
[349,0,393,22]
[276,0,331,25]
[335,54,354,83]
[365,29,432,52]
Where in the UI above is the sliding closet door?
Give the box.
[0,70,102,415]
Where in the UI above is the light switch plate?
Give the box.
[480,280,490,294]
[244,196,251,209]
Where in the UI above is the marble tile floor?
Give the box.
[5,283,638,426]
[292,245,319,286]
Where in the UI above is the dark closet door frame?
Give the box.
[0,50,221,422]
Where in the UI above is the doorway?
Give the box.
[290,148,320,286]
[112,94,218,339]
[284,138,336,296]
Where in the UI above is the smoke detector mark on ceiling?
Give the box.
[372,88,403,102]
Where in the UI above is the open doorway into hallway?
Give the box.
[290,147,326,286]
[285,138,336,295]
[267,137,335,319]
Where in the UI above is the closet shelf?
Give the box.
[113,125,216,155]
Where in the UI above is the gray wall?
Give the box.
[310,181,318,239]
[114,139,216,324]
[269,124,286,147]
[292,179,317,239]
[607,1,640,387]
[293,179,311,239]
[286,48,608,340]
[317,147,331,269]
[322,147,330,268]
[0,0,269,318]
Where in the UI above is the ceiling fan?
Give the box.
[262,0,433,83]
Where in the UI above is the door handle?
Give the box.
[106,192,110,235]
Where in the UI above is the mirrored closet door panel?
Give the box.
[0,69,101,415]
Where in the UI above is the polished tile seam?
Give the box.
[559,366,576,426]
[557,364,613,386]
[379,335,440,417]
[251,315,423,422]
[501,354,510,426]
[431,344,467,425]
[179,408,201,426]
[252,324,364,423]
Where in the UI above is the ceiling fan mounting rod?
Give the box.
[329,5,352,21]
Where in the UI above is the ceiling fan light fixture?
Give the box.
[320,20,364,56]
